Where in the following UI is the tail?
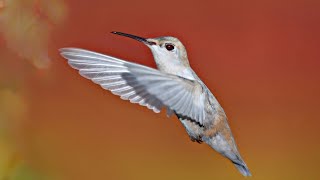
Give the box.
[203,134,251,176]
[232,158,251,177]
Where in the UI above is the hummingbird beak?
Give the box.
[111,31,156,46]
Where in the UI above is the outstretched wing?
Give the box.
[60,48,207,125]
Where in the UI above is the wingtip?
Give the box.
[59,47,72,54]
[59,47,77,59]
[59,47,84,55]
[58,48,65,52]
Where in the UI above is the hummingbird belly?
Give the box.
[179,118,204,143]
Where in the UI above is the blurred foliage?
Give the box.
[0,89,23,179]
[0,89,57,178]
[0,0,66,178]
[0,0,66,69]
[0,89,26,133]
[5,162,46,180]
[0,138,15,179]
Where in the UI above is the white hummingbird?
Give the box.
[60,31,251,176]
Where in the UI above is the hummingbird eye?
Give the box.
[165,44,175,51]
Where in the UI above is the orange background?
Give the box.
[1,0,320,179]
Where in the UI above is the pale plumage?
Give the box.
[60,48,207,123]
[59,32,251,176]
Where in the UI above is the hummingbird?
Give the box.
[59,31,251,176]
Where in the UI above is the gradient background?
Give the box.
[1,0,320,179]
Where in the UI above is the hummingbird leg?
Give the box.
[196,139,203,144]
[190,136,203,144]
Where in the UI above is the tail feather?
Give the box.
[233,161,251,177]
[202,130,252,176]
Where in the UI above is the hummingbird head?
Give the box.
[112,32,191,72]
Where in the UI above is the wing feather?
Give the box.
[60,48,207,125]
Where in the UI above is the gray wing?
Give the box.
[60,48,207,125]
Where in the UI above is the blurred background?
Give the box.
[0,0,320,179]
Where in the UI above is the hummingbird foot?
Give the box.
[190,136,203,144]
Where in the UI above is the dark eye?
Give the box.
[165,44,175,51]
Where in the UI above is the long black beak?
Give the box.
[111,31,156,45]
